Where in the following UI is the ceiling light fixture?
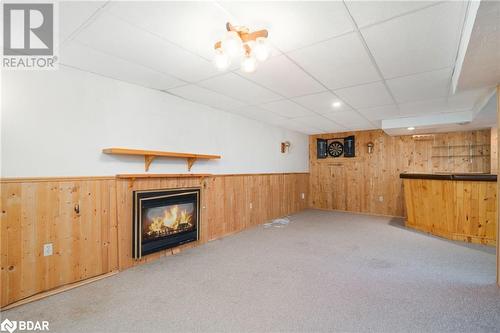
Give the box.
[214,48,230,71]
[332,101,342,108]
[214,22,269,73]
[407,127,416,131]
[241,54,257,73]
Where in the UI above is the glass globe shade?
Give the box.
[253,37,270,62]
[214,49,230,71]
[241,54,257,73]
[222,31,243,57]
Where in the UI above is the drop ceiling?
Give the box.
[58,1,498,135]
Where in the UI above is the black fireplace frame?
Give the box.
[133,187,200,259]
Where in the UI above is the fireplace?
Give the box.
[133,188,200,259]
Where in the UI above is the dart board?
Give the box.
[328,141,344,157]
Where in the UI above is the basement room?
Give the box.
[1,0,499,332]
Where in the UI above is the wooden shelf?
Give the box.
[103,148,221,172]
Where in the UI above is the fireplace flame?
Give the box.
[146,205,193,237]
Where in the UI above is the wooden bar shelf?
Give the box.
[102,148,221,172]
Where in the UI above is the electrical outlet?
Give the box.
[43,243,53,256]
[301,193,305,200]
[378,196,384,202]
[249,203,253,209]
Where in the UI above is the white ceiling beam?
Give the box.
[451,0,481,94]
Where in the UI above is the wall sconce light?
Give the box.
[367,141,374,154]
[281,141,291,154]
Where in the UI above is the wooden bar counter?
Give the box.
[401,173,497,246]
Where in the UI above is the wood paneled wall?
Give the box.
[1,178,118,307]
[310,129,492,217]
[1,173,308,307]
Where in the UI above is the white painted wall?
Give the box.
[1,67,309,177]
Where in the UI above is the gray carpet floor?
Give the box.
[3,209,500,332]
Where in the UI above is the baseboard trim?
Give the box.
[0,271,118,311]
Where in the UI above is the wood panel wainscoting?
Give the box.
[1,173,309,308]
[403,178,497,246]
[309,129,493,217]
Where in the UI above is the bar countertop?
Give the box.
[400,172,497,182]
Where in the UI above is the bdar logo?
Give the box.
[0,319,17,333]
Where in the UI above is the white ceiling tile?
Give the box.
[398,98,449,116]
[240,55,325,97]
[167,84,246,111]
[60,41,184,90]
[259,100,314,118]
[279,119,323,135]
[448,87,494,110]
[386,68,453,104]
[347,123,379,131]
[292,91,353,115]
[197,73,281,104]
[230,105,288,126]
[293,115,346,132]
[321,111,372,128]
[288,33,380,89]
[59,1,107,43]
[361,2,467,78]
[74,12,218,82]
[335,81,394,109]
[345,1,437,28]
[105,1,232,60]
[218,1,354,52]
[357,105,400,121]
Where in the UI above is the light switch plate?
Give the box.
[43,243,53,256]
[301,193,305,199]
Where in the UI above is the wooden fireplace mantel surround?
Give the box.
[116,173,212,187]
[102,148,221,172]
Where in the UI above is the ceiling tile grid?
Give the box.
[55,1,493,135]
[60,41,185,91]
[167,84,247,111]
[292,91,353,115]
[238,55,326,98]
[360,1,467,79]
[287,32,381,90]
[334,81,394,109]
[218,1,355,52]
[197,72,282,105]
[259,100,314,119]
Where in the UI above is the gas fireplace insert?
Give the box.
[133,188,200,259]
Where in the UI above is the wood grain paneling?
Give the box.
[1,173,309,307]
[403,179,497,246]
[491,128,498,174]
[1,179,118,307]
[310,129,492,217]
